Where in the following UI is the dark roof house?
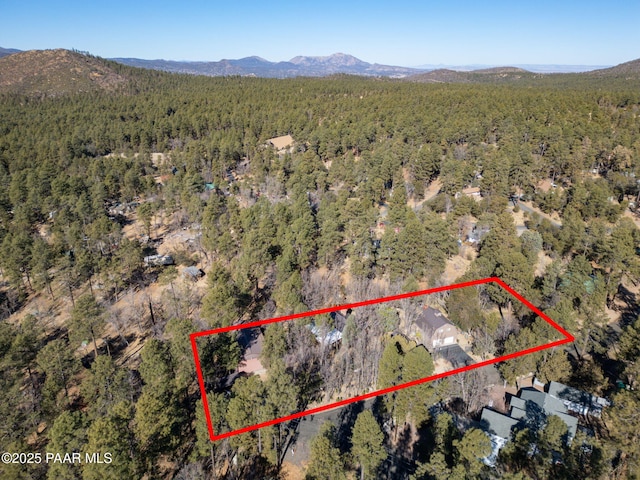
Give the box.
[481,408,520,441]
[435,344,474,369]
[515,390,578,437]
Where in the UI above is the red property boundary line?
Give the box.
[190,276,574,442]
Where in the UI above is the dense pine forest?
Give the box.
[1,52,640,479]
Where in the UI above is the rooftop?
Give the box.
[547,381,609,416]
[481,387,579,446]
[481,408,520,439]
[415,306,452,333]
[237,327,264,360]
[266,134,294,150]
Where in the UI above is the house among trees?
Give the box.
[480,386,585,466]
[143,254,174,267]
[411,306,459,351]
[547,381,610,417]
[266,134,295,153]
[107,201,139,216]
[237,327,265,376]
[308,324,342,347]
[455,186,482,200]
[330,308,351,330]
[308,309,351,348]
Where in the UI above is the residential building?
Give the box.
[237,327,265,375]
[412,307,459,350]
[480,385,590,466]
[266,134,294,152]
[547,381,610,417]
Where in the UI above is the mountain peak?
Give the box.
[288,53,367,67]
[241,55,269,62]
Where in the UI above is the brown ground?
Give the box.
[441,246,475,285]
[281,461,306,480]
[605,277,639,326]
[510,206,526,228]
[0,49,128,96]
[487,383,516,413]
[5,206,209,372]
[623,209,640,229]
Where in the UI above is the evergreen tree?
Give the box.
[81,355,130,418]
[453,428,491,478]
[351,410,386,480]
[306,422,346,480]
[46,411,88,480]
[83,402,138,480]
[36,338,79,412]
[395,346,435,428]
[69,294,105,359]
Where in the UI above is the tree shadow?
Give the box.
[616,283,640,329]
[413,419,436,465]
[335,400,365,453]
[0,287,25,320]
[378,421,416,480]
[103,333,138,360]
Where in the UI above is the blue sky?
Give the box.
[1,0,638,66]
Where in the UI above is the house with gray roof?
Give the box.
[412,306,459,351]
[480,408,520,466]
[547,381,610,417]
[481,408,520,440]
[182,266,205,281]
[480,387,579,466]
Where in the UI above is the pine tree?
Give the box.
[83,402,138,480]
[46,411,88,480]
[81,355,130,418]
[351,410,386,480]
[453,428,491,478]
[69,294,105,359]
[395,346,435,428]
[36,339,79,411]
[306,422,346,480]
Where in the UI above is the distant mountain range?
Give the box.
[1,47,639,97]
[0,47,621,78]
[109,52,422,78]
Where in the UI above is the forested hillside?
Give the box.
[0,49,129,97]
[1,51,639,479]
